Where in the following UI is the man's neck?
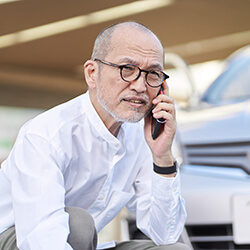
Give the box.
[108,121,122,137]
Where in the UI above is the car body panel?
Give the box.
[176,45,250,248]
[181,165,250,225]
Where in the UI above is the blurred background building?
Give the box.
[0,0,249,109]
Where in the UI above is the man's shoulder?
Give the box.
[21,93,88,139]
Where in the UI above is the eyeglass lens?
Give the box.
[121,65,163,87]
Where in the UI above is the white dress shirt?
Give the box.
[0,92,186,249]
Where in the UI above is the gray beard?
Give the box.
[96,89,149,123]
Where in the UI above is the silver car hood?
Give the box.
[177,99,250,144]
[176,100,250,175]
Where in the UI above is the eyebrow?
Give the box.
[117,57,163,70]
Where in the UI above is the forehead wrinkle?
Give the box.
[116,56,163,70]
[128,43,162,58]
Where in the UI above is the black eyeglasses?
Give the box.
[94,58,169,88]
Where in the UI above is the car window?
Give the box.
[220,62,250,101]
[202,57,250,104]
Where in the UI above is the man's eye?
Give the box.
[122,65,135,71]
[122,65,137,78]
[149,71,161,79]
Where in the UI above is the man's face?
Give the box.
[95,27,164,123]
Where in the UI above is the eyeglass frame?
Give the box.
[94,58,169,88]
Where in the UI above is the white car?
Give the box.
[177,45,250,249]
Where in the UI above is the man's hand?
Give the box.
[144,81,176,172]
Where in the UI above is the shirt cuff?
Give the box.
[151,169,180,201]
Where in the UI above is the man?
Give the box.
[0,22,188,250]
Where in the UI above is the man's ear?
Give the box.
[84,60,98,89]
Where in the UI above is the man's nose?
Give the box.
[129,73,147,93]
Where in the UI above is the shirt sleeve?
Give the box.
[127,157,187,245]
[149,171,187,244]
[8,132,72,250]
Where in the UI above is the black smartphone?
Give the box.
[151,86,166,140]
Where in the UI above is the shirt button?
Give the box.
[100,194,105,200]
[114,142,119,147]
[173,187,177,192]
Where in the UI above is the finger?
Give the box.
[152,102,175,115]
[152,101,176,122]
[152,95,175,106]
[152,109,176,122]
[162,81,169,96]
[153,110,173,121]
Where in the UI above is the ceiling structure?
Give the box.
[0,0,249,109]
